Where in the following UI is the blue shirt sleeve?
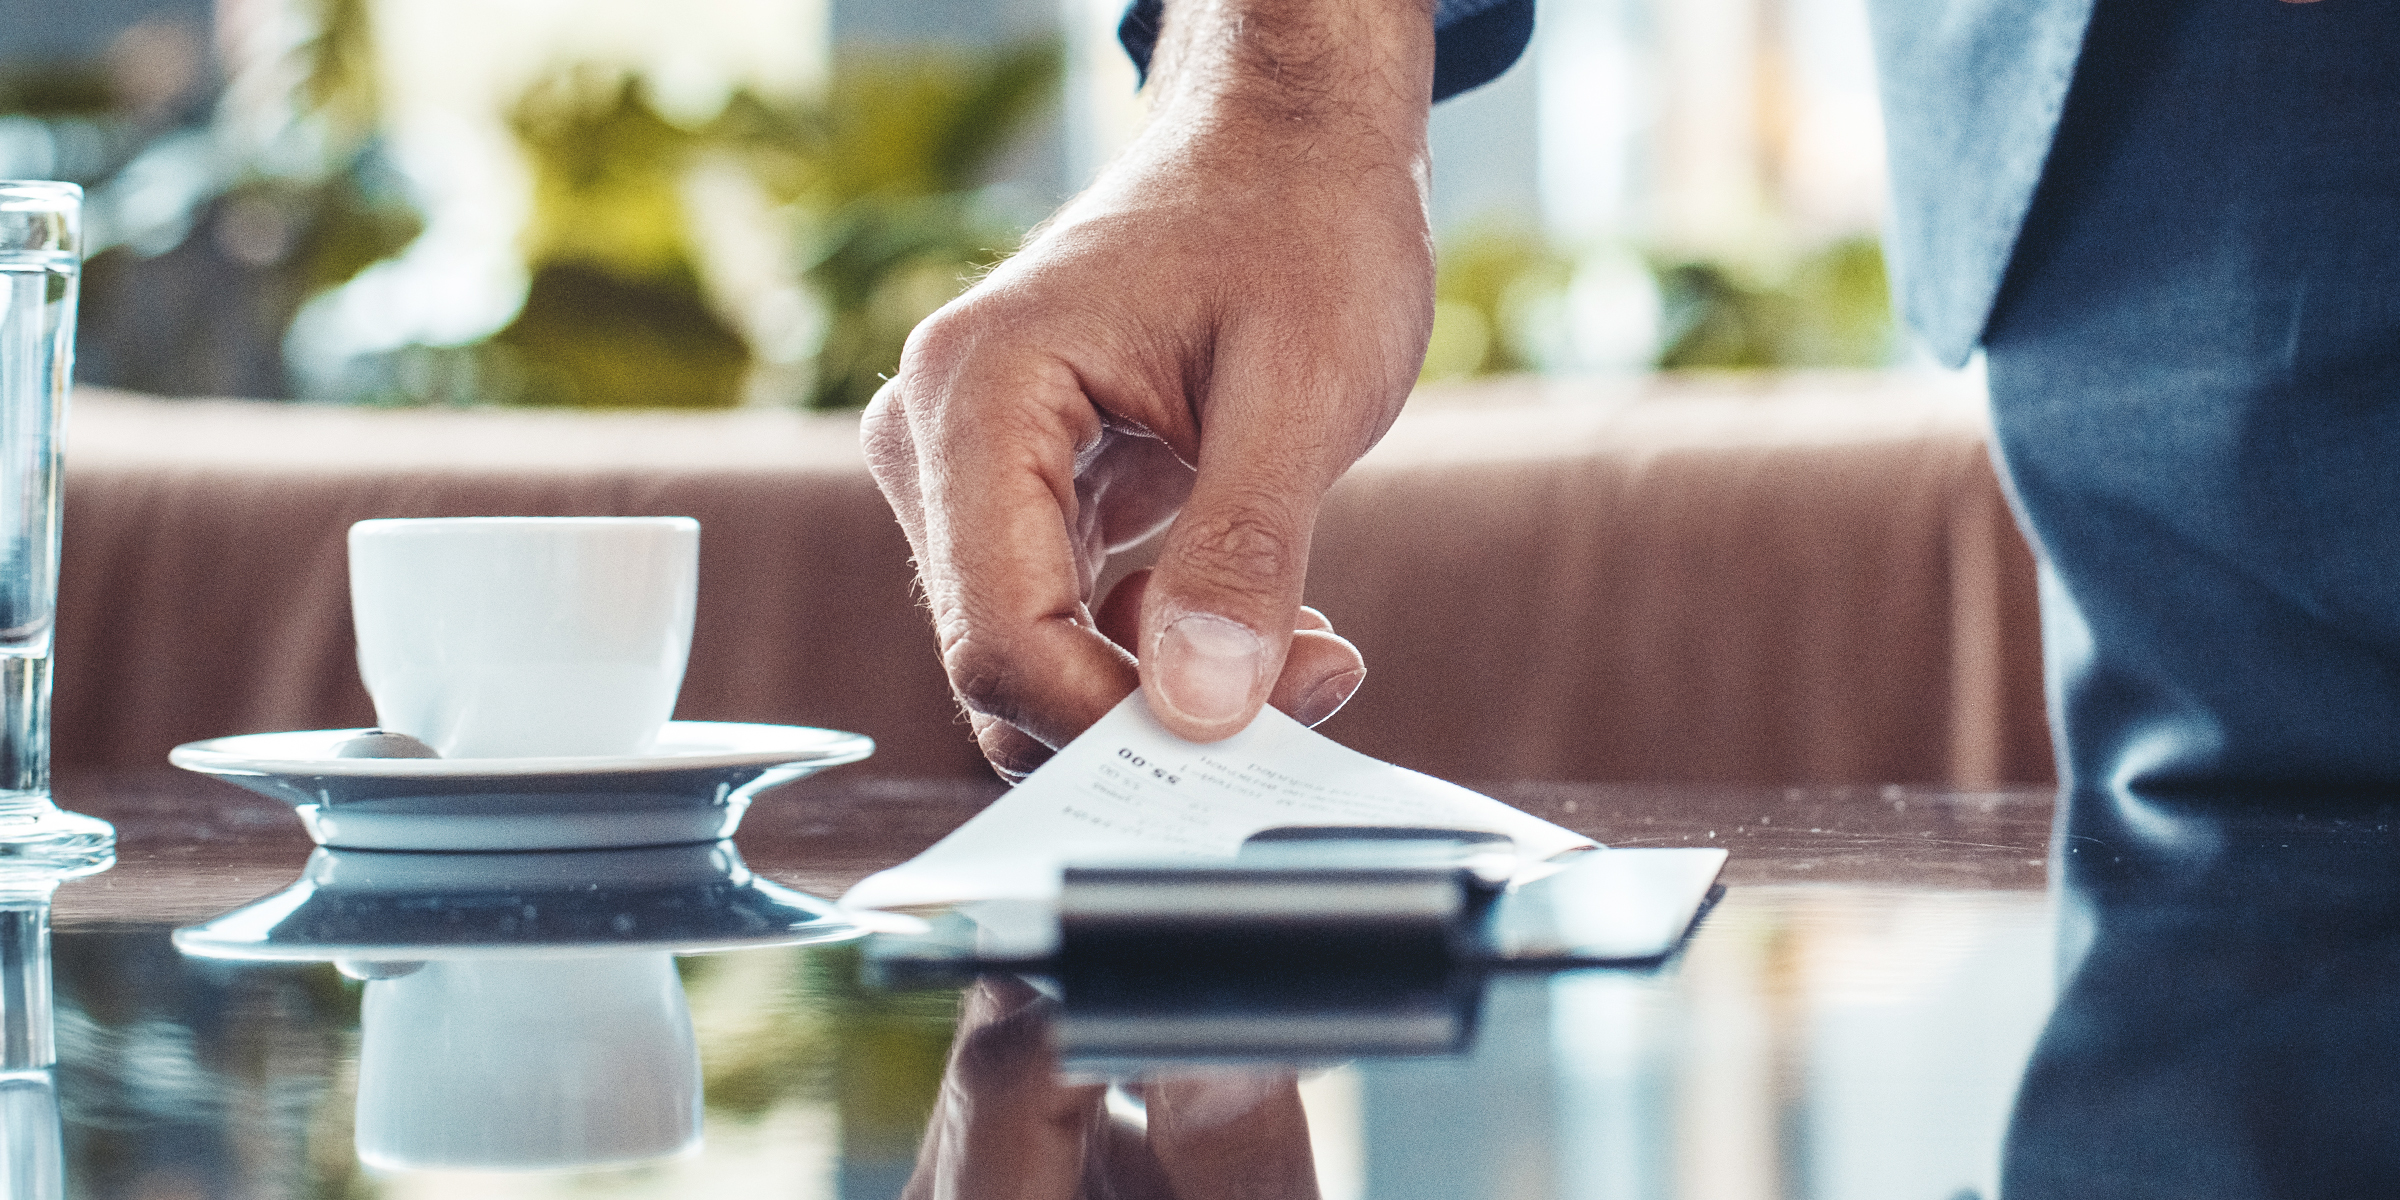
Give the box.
[1118,0,1533,103]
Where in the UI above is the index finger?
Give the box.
[871,339,1141,751]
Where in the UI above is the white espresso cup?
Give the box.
[349,517,699,759]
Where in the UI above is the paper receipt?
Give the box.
[841,692,1595,912]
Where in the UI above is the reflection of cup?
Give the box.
[349,517,699,759]
[354,953,701,1171]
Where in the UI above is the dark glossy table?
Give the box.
[21,770,2388,1199]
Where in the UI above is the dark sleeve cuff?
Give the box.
[1118,0,1533,103]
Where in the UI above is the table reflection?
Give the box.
[39,776,2400,1199]
[2003,790,2400,1198]
[892,787,2400,1200]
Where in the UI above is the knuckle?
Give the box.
[1174,506,1302,602]
[859,386,916,477]
[964,710,1050,780]
[860,381,906,444]
[895,302,984,384]
[975,725,1052,782]
[941,634,1024,720]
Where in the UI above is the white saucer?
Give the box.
[169,721,874,851]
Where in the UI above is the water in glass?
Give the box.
[0,182,112,870]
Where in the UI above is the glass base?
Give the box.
[0,803,113,882]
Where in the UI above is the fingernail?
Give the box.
[1154,613,1267,726]
[1292,668,1366,727]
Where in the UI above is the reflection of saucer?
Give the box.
[169,721,873,851]
[172,841,862,961]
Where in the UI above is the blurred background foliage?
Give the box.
[0,0,423,398]
[1418,224,1895,383]
[718,41,1064,408]
[1,0,1900,410]
[268,33,1066,410]
[455,42,1062,410]
[1653,235,1892,369]
[491,70,749,409]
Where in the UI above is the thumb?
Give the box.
[1136,449,1329,742]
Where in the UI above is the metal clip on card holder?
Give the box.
[1050,828,1510,1061]
[1059,826,1514,970]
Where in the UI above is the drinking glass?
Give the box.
[0,182,112,869]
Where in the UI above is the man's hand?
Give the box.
[863,0,1437,778]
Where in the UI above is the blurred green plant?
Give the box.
[1421,226,1898,381]
[431,38,1059,411]
[1420,224,1574,381]
[1654,235,1893,369]
[23,17,1060,409]
[188,0,427,383]
[719,39,1063,408]
[494,70,747,409]
[237,0,428,299]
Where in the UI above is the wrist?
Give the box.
[1144,0,1435,155]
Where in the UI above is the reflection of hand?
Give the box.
[863,0,1437,778]
[902,977,1101,1199]
[1133,1072,1324,1200]
[903,976,1322,1200]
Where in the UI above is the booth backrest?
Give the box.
[56,374,2050,786]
